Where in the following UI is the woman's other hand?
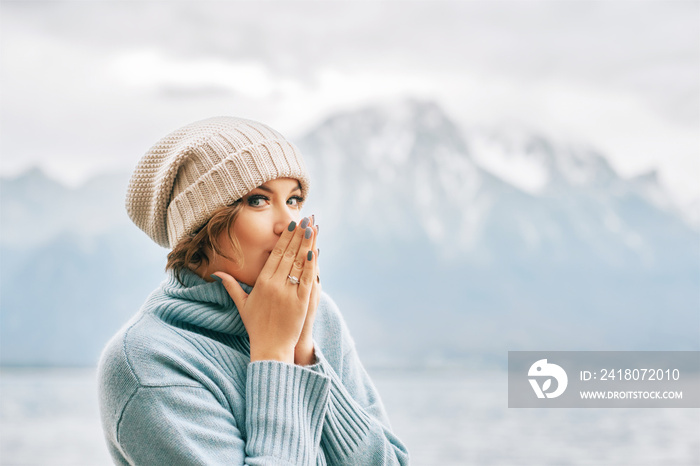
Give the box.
[295,221,320,365]
[214,219,317,364]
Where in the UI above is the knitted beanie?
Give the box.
[125,116,310,249]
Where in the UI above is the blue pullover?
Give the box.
[98,268,409,465]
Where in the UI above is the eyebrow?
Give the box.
[255,182,302,195]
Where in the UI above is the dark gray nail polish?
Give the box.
[316,224,319,234]
[311,214,315,225]
[317,248,320,257]
[300,217,309,229]
[288,220,296,231]
[210,274,222,284]
[305,226,312,239]
[307,250,313,261]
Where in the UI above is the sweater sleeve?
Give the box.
[115,362,330,466]
[306,298,410,465]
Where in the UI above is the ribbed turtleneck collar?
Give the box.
[149,268,253,336]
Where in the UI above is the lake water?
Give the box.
[1,367,698,465]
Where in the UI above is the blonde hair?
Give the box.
[166,201,244,285]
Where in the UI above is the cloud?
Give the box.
[108,49,302,98]
[0,1,697,202]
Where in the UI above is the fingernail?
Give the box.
[307,250,313,261]
[317,248,320,257]
[287,220,296,232]
[305,226,312,239]
[210,274,222,284]
[316,224,319,234]
[300,217,309,229]
[311,214,315,225]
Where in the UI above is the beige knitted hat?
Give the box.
[126,116,310,248]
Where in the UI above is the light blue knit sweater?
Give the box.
[98,268,409,465]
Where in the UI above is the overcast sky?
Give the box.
[1,0,698,204]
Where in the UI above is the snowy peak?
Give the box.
[470,126,620,195]
[470,130,550,195]
[625,169,696,229]
[628,169,670,207]
[0,168,130,249]
[299,99,483,246]
[308,98,470,167]
[1,167,67,200]
[298,99,695,267]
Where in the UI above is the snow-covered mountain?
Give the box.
[300,99,696,270]
[299,100,483,252]
[470,126,621,194]
[0,168,132,249]
[0,169,165,365]
[1,99,697,366]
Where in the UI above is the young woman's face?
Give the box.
[214,177,305,286]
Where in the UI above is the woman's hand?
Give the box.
[295,221,320,365]
[214,219,317,365]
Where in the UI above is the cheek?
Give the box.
[233,216,269,252]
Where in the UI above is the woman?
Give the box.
[98,116,409,465]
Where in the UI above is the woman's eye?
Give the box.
[247,195,268,207]
[287,196,304,208]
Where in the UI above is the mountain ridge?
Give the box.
[1,98,698,366]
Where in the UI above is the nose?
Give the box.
[273,205,298,236]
